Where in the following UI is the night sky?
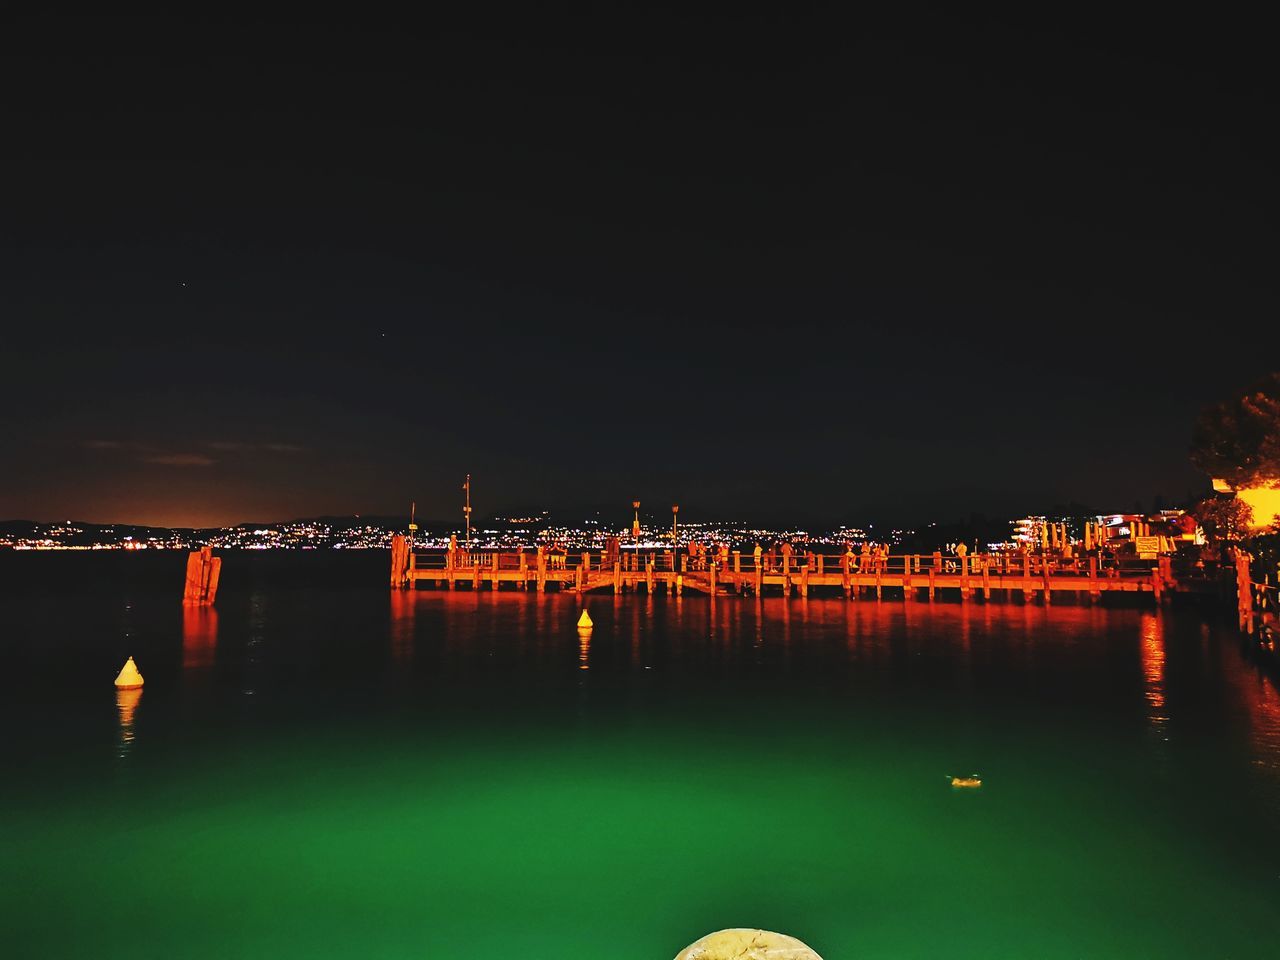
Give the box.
[3,9,1275,528]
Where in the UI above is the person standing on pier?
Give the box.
[753,542,763,571]
[859,541,871,573]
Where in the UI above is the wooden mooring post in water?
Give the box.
[182,546,221,605]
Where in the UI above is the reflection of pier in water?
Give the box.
[1140,613,1168,739]
[182,606,219,670]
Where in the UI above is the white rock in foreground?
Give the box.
[674,928,822,960]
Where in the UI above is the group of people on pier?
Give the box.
[684,541,729,571]
[738,540,895,574]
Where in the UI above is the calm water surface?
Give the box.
[2,553,1279,958]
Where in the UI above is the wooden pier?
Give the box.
[389,539,1180,604]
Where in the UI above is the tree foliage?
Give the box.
[1190,372,1280,489]
[1192,496,1254,543]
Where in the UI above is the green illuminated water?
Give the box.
[2,554,1279,957]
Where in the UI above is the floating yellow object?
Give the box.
[577,609,593,629]
[674,928,822,960]
[114,656,144,690]
[950,775,982,788]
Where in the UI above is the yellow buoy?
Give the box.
[577,609,593,629]
[675,928,822,959]
[114,656,144,690]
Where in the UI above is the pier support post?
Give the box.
[981,557,991,600]
[646,561,655,595]
[928,566,936,601]
[959,556,970,600]
[389,535,409,589]
[1088,556,1100,603]
[1236,552,1254,633]
[710,562,717,595]
[1042,561,1052,604]
[733,551,741,574]
[903,556,913,600]
[614,562,622,594]
[800,565,809,598]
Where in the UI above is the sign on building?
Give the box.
[1134,536,1160,559]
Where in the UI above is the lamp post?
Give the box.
[671,504,679,544]
[630,500,641,572]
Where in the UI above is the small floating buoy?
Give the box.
[675,928,822,960]
[577,609,593,629]
[950,775,982,789]
[114,656,144,690]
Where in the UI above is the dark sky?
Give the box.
[3,8,1275,528]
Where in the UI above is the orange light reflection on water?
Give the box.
[182,606,219,670]
[389,590,415,665]
[1139,613,1168,734]
[116,686,142,759]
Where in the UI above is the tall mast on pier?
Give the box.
[462,474,472,546]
